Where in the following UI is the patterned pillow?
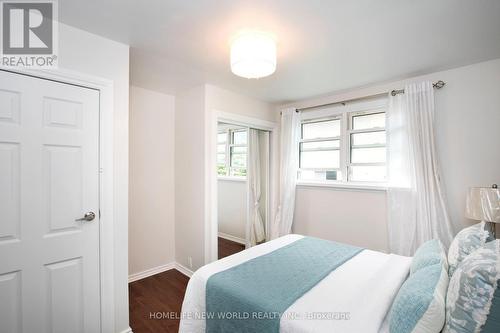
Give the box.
[389,263,449,333]
[444,240,500,333]
[447,222,494,277]
[411,239,448,275]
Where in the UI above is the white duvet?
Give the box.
[179,235,411,333]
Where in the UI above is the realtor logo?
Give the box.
[1,0,58,67]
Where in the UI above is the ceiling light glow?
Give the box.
[230,31,276,79]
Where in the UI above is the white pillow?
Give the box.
[447,221,493,277]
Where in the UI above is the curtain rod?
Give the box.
[390,80,446,97]
[293,80,446,113]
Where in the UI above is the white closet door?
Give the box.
[0,70,101,333]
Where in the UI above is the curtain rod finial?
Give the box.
[433,80,445,89]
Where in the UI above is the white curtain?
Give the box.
[247,129,266,246]
[271,108,300,239]
[387,81,454,256]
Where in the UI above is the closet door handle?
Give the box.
[75,212,96,222]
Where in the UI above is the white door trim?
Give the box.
[206,110,278,264]
[0,67,116,333]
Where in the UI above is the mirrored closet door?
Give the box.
[217,122,270,258]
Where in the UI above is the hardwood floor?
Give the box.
[129,269,188,333]
[129,238,245,333]
[218,236,245,259]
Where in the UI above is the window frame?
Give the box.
[346,110,387,183]
[217,130,230,177]
[217,128,248,179]
[297,98,388,187]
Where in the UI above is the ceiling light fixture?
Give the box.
[230,30,276,79]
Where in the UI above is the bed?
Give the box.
[179,234,411,333]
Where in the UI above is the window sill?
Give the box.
[217,176,247,182]
[296,181,387,192]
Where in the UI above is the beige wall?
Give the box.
[129,86,176,276]
[431,59,500,231]
[218,179,247,240]
[205,84,275,122]
[58,23,130,333]
[280,58,500,252]
[175,85,207,271]
[293,187,388,252]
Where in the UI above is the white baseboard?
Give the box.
[120,327,133,333]
[128,262,175,283]
[175,262,194,277]
[218,232,246,245]
[129,261,194,283]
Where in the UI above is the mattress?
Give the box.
[179,234,411,333]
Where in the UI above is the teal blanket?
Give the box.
[206,237,363,333]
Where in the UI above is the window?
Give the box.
[348,111,386,182]
[299,118,342,181]
[298,107,387,184]
[217,128,247,178]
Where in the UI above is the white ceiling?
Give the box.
[60,0,500,103]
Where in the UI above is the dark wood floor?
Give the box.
[129,269,188,333]
[129,237,245,333]
[218,236,245,259]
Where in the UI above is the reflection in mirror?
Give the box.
[217,122,270,259]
